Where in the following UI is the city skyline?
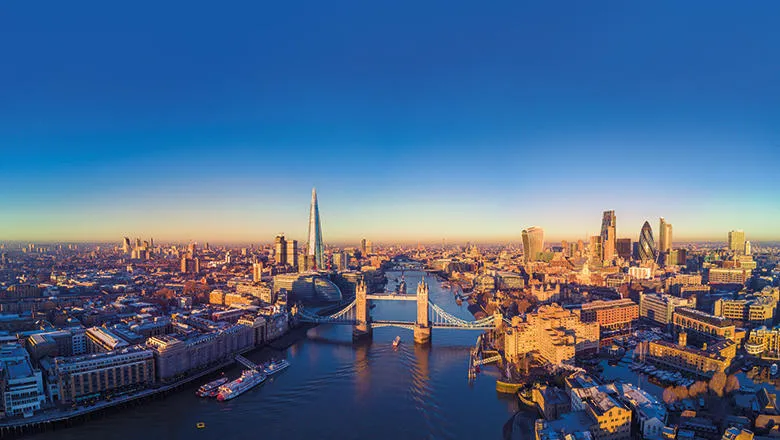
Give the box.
[0,198,774,245]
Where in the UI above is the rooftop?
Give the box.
[675,307,734,328]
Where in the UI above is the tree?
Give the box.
[709,371,727,397]
[673,385,690,400]
[725,374,740,394]
[689,380,708,397]
[663,387,677,404]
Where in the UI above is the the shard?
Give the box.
[307,187,324,270]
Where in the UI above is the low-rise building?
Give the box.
[714,296,775,326]
[672,307,736,341]
[146,324,254,383]
[708,268,750,285]
[54,346,155,403]
[644,333,734,376]
[639,293,696,325]
[85,327,130,353]
[580,299,638,331]
[620,383,667,440]
[533,385,571,421]
[505,304,599,365]
[745,326,780,357]
[0,343,45,418]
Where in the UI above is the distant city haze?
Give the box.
[1,2,778,242]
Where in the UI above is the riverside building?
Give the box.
[504,304,599,365]
[54,346,155,403]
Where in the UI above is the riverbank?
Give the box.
[0,323,313,439]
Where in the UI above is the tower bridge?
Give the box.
[295,280,506,344]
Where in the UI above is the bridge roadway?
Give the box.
[365,294,417,301]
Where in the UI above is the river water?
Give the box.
[30,271,522,440]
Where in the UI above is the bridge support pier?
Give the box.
[353,323,372,341]
[413,325,431,344]
[353,280,372,341]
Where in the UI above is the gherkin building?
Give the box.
[638,221,656,261]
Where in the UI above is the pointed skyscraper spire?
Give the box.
[307,187,324,270]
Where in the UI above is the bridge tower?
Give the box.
[414,279,432,344]
[353,280,372,340]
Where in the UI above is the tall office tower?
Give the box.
[600,210,616,263]
[589,236,603,263]
[122,237,131,254]
[616,238,632,260]
[521,226,544,263]
[204,242,210,251]
[561,240,569,257]
[360,238,367,254]
[274,235,288,265]
[745,241,752,255]
[728,230,746,255]
[365,240,373,254]
[333,251,347,271]
[252,262,263,282]
[287,240,298,269]
[307,187,324,269]
[638,221,656,262]
[181,256,200,274]
[187,242,196,258]
[135,238,142,249]
[150,238,154,248]
[658,218,673,253]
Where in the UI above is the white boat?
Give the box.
[216,369,266,401]
[263,359,290,376]
[196,376,228,397]
[393,336,401,348]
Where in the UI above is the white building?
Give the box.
[628,266,652,280]
[620,383,667,440]
[0,343,46,418]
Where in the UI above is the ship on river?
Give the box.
[216,369,267,401]
[196,376,228,398]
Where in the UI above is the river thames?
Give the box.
[29,271,524,440]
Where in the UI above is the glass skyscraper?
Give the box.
[307,187,324,270]
[600,210,616,263]
[638,221,656,262]
[521,226,544,263]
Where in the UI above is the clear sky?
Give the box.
[1,1,779,244]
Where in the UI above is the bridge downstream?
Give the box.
[295,280,507,343]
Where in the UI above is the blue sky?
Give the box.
[1,1,779,244]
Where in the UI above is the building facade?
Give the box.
[580,299,639,331]
[522,226,545,263]
[639,293,696,325]
[638,221,656,262]
[54,347,155,403]
[0,343,46,418]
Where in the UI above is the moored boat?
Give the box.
[263,359,290,376]
[196,376,229,397]
[216,369,267,401]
